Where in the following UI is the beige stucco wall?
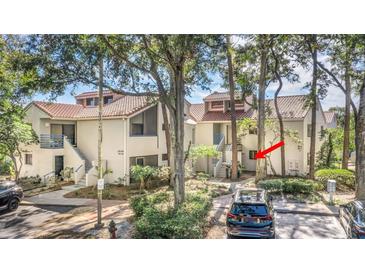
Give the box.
[302,103,327,175]
[77,118,126,184]
[18,144,64,180]
[194,118,308,176]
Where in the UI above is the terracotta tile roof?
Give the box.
[75,95,150,118]
[190,95,309,122]
[33,101,84,118]
[203,91,242,101]
[324,111,336,124]
[75,90,120,99]
[190,103,205,121]
[32,95,152,119]
[252,95,309,120]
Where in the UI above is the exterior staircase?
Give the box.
[215,164,227,178]
[69,145,92,187]
[76,175,87,187]
[73,146,93,172]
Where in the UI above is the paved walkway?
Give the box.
[0,202,134,239]
[24,184,121,207]
[273,200,339,216]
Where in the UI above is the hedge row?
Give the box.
[314,169,355,188]
[258,178,323,194]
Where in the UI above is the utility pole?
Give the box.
[95,57,104,229]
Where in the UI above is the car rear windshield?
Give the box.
[231,203,268,216]
[0,182,15,190]
[0,184,9,190]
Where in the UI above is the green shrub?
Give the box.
[315,169,355,188]
[18,175,42,185]
[196,172,210,183]
[132,192,212,239]
[130,192,170,218]
[155,166,171,183]
[258,178,323,194]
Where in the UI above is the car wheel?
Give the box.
[8,198,19,211]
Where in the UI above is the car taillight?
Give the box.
[354,225,365,235]
[261,215,273,221]
[227,212,237,220]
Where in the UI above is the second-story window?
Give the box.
[86,97,99,106]
[211,101,223,109]
[103,96,113,104]
[130,105,157,136]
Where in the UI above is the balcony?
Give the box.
[39,134,64,149]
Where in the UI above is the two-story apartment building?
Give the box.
[19,90,335,185]
[189,92,334,177]
[20,91,195,185]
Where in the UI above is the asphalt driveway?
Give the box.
[275,213,346,239]
[206,194,347,239]
[0,206,64,238]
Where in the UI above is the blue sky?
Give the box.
[32,66,351,111]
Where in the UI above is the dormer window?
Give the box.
[103,96,113,104]
[86,97,99,106]
[211,101,223,109]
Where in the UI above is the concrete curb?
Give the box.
[20,201,80,208]
[274,208,339,217]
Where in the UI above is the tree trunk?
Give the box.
[309,35,318,180]
[161,102,174,186]
[173,66,185,206]
[356,77,365,200]
[226,35,238,180]
[10,154,20,182]
[326,132,333,167]
[342,65,351,169]
[267,155,277,176]
[256,35,268,181]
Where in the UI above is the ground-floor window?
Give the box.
[25,154,32,165]
[248,150,257,160]
[162,153,168,161]
[130,154,158,167]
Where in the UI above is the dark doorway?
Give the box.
[62,125,76,145]
[55,156,64,177]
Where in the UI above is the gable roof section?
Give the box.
[75,90,122,99]
[76,95,149,118]
[190,95,309,122]
[324,111,336,124]
[204,91,242,101]
[253,95,309,120]
[32,101,84,119]
[32,95,151,120]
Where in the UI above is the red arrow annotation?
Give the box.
[255,141,285,159]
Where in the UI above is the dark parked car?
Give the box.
[0,181,23,212]
[339,200,365,239]
[226,188,275,239]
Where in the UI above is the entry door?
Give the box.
[62,125,76,145]
[55,156,64,177]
